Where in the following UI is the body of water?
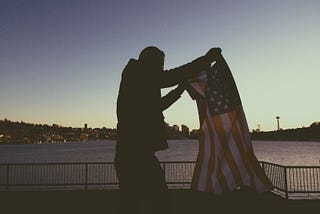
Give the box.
[0,140,319,166]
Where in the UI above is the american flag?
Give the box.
[187,57,273,193]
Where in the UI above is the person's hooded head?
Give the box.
[138,46,164,70]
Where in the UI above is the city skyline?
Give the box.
[1,0,320,131]
[0,117,194,131]
[0,118,195,144]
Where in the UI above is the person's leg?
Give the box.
[139,153,171,214]
[115,157,140,214]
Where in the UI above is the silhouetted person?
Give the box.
[115,46,221,214]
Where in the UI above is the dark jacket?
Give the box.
[116,56,210,154]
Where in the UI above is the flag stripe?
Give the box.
[217,159,229,192]
[207,112,235,190]
[210,116,237,190]
[198,117,216,191]
[204,114,215,191]
[191,125,205,190]
[248,152,274,190]
[235,107,273,189]
[228,111,257,189]
[197,121,210,191]
[213,115,243,187]
[221,112,249,186]
[237,107,253,149]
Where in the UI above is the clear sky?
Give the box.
[1,0,319,131]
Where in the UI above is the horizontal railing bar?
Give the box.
[259,161,285,168]
[285,166,320,169]
[1,182,120,186]
[286,190,320,194]
[273,187,287,192]
[0,161,197,166]
[0,162,115,166]
[259,161,320,169]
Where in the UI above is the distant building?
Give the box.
[190,129,200,139]
[84,123,88,129]
[172,125,179,132]
[181,124,190,137]
[276,116,280,131]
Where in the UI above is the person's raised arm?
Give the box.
[215,52,230,72]
[160,83,186,111]
[159,48,222,88]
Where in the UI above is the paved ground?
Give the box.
[0,189,319,213]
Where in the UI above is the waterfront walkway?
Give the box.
[1,189,319,213]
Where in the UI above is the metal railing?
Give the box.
[0,162,196,191]
[1,161,319,199]
[0,162,119,190]
[260,161,320,199]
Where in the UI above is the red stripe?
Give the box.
[228,109,257,189]
[213,114,244,189]
[217,158,229,192]
[191,127,205,189]
[204,116,215,192]
[236,108,273,189]
[190,84,206,190]
[236,107,253,150]
[247,152,274,190]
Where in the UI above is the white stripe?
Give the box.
[196,70,208,82]
[238,106,252,148]
[251,162,269,192]
[204,108,224,192]
[215,116,237,190]
[235,122,249,151]
[204,113,222,193]
[190,82,205,97]
[207,113,236,191]
[196,119,211,191]
[220,112,250,186]
[187,70,207,84]
[189,80,208,191]
[234,109,270,191]
[235,111,269,191]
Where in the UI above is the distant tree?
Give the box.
[310,121,320,127]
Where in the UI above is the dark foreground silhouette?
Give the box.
[1,189,319,214]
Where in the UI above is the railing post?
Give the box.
[261,161,265,172]
[6,164,9,191]
[85,163,88,190]
[163,162,166,182]
[284,166,288,199]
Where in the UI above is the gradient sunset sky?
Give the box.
[1,0,319,131]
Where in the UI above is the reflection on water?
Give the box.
[0,140,319,166]
[252,140,320,166]
[156,140,320,166]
